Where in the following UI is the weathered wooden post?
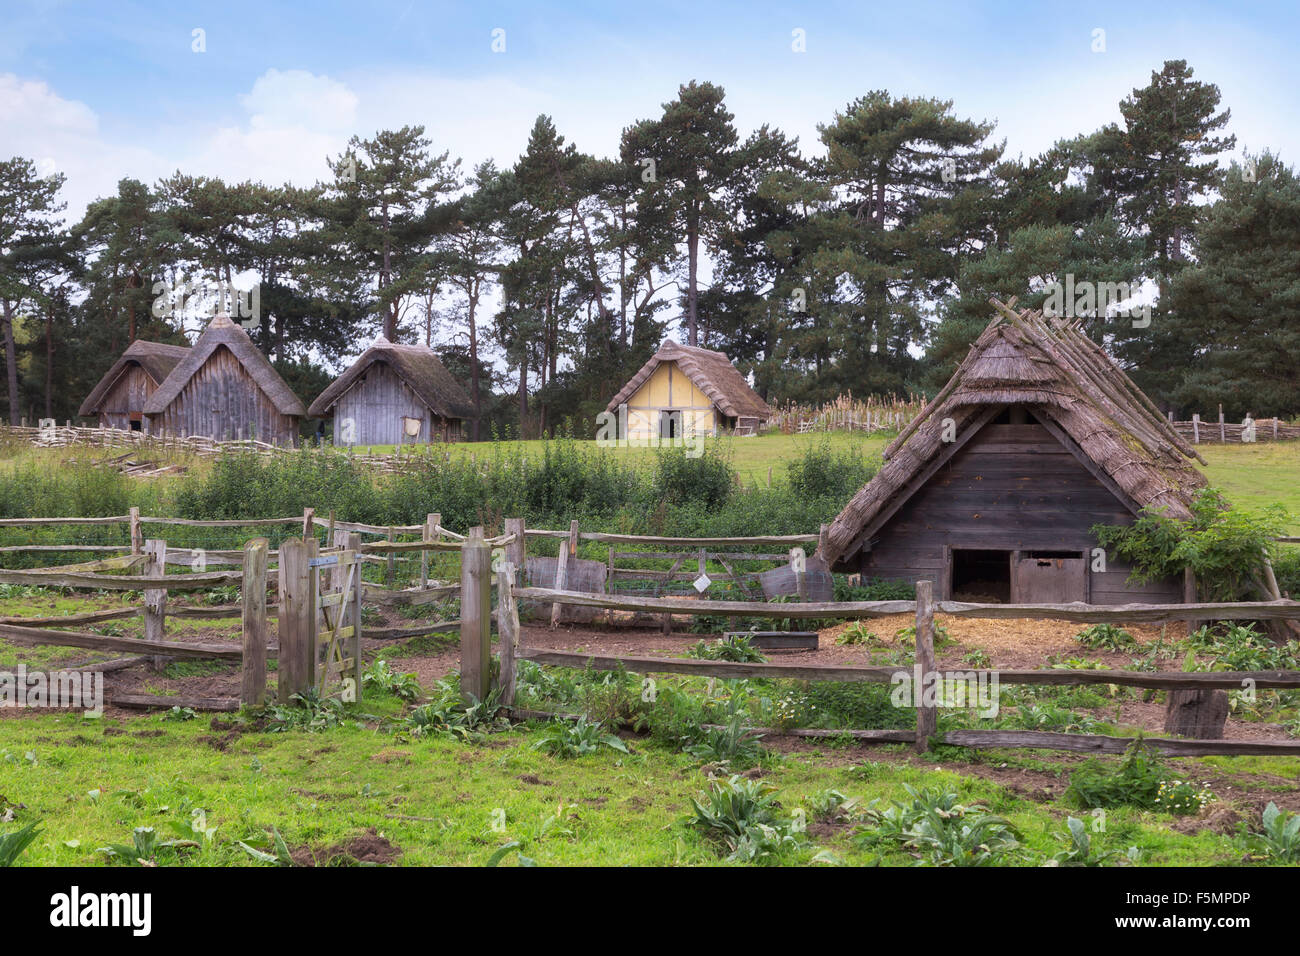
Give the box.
[346,531,363,694]
[129,507,143,555]
[277,537,315,703]
[460,528,492,705]
[550,519,579,628]
[420,512,438,589]
[496,561,521,707]
[1192,413,1200,443]
[301,507,314,541]
[505,517,526,583]
[240,537,269,707]
[914,580,938,753]
[1219,404,1226,443]
[143,538,167,670]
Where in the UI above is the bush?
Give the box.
[1074,624,1138,652]
[1066,740,1208,815]
[651,445,736,510]
[786,440,877,501]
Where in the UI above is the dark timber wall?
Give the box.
[859,421,1183,604]
[96,364,157,430]
[331,361,461,445]
[145,345,299,446]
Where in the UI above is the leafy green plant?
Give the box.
[265,690,348,732]
[1242,802,1300,863]
[1075,623,1138,652]
[362,659,423,702]
[685,699,766,767]
[1093,488,1289,601]
[0,821,41,867]
[238,825,296,866]
[963,648,992,668]
[531,716,630,759]
[1066,740,1194,812]
[686,634,766,663]
[98,826,198,866]
[856,785,1021,866]
[1044,817,1137,867]
[806,789,861,823]
[687,775,804,864]
[835,622,877,646]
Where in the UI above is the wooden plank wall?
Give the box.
[332,361,457,445]
[97,364,156,430]
[146,345,298,446]
[860,421,1182,604]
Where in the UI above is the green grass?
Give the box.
[1198,443,1300,532]
[0,708,1267,867]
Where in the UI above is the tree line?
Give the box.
[0,58,1296,438]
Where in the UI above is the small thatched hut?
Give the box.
[817,301,1208,604]
[142,314,306,445]
[79,339,191,431]
[307,338,475,445]
[605,340,770,439]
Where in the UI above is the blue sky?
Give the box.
[3,0,1297,222]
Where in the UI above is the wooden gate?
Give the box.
[311,544,362,700]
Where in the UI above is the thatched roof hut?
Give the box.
[818,300,1207,604]
[142,314,306,445]
[605,340,770,439]
[308,338,475,445]
[79,339,191,430]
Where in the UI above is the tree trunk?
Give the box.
[2,300,19,425]
[44,300,53,418]
[686,214,699,346]
[468,284,481,442]
[517,350,528,439]
[1165,689,1228,739]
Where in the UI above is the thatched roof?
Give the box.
[819,299,1208,567]
[308,338,475,420]
[78,339,191,416]
[605,340,771,420]
[143,314,306,418]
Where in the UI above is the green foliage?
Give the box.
[856,785,1022,866]
[1074,623,1138,652]
[651,445,736,510]
[1242,802,1300,863]
[1066,740,1206,814]
[834,576,915,601]
[531,715,630,759]
[684,701,766,767]
[1092,488,1289,600]
[1044,817,1137,867]
[835,622,876,645]
[98,825,198,866]
[0,821,41,867]
[685,634,766,663]
[686,774,805,864]
[362,660,423,703]
[264,690,348,733]
[786,440,877,501]
[398,680,508,741]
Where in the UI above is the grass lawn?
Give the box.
[0,703,1270,867]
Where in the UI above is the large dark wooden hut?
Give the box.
[817,301,1208,605]
[142,314,306,445]
[307,338,475,445]
[78,339,191,431]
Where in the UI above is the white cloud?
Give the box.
[239,68,359,133]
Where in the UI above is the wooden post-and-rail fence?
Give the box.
[475,573,1300,758]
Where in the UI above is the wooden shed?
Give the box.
[817,301,1208,605]
[605,340,770,440]
[141,314,306,445]
[78,339,191,431]
[307,338,475,445]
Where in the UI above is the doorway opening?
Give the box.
[659,410,681,440]
[951,549,1011,603]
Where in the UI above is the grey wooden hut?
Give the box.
[308,338,475,445]
[817,301,1208,605]
[142,314,306,445]
[78,339,191,431]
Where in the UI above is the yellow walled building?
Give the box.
[606,340,771,440]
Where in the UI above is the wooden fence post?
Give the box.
[240,537,269,707]
[385,526,396,587]
[1192,414,1200,443]
[143,538,167,670]
[301,507,314,541]
[505,517,526,581]
[347,531,363,695]
[551,520,578,627]
[277,537,314,703]
[914,579,938,753]
[1219,404,1226,443]
[129,507,142,555]
[496,561,521,707]
[420,512,437,589]
[460,528,492,705]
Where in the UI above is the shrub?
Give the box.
[786,440,877,501]
[686,775,805,864]
[1066,740,1206,814]
[531,715,630,759]
[651,445,736,510]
